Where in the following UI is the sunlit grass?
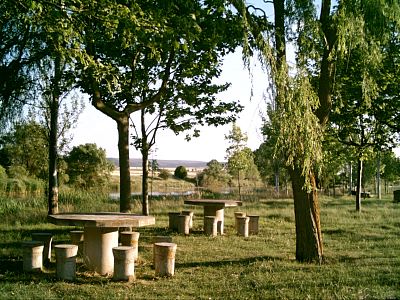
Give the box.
[0,192,399,299]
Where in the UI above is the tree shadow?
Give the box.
[176,254,285,269]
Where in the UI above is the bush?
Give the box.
[159,169,171,180]
[174,165,187,179]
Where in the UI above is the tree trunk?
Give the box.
[349,162,353,194]
[48,56,60,215]
[356,157,363,212]
[376,153,381,200]
[290,167,323,263]
[117,116,131,212]
[142,150,149,216]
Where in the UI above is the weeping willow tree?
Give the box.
[233,0,400,262]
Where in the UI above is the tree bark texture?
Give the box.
[48,56,60,215]
[290,167,323,262]
[117,117,132,212]
[356,157,363,212]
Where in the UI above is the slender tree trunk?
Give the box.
[142,149,149,216]
[48,56,60,215]
[290,167,323,262]
[376,153,381,200]
[356,156,363,212]
[237,170,241,201]
[117,116,131,212]
[140,108,150,215]
[349,162,353,194]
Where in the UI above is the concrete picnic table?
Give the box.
[184,199,242,234]
[48,212,155,275]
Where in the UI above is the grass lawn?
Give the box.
[0,194,399,299]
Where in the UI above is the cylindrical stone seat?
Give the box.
[248,215,260,235]
[234,212,246,231]
[69,230,84,256]
[168,212,180,231]
[22,241,44,272]
[120,231,140,261]
[177,215,190,235]
[54,244,78,281]
[204,216,217,237]
[154,242,177,277]
[31,232,52,267]
[112,246,135,282]
[237,216,250,237]
[181,210,194,228]
[152,236,173,267]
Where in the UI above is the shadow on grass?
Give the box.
[259,199,293,209]
[176,254,284,269]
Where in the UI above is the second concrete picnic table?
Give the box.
[48,212,155,275]
[184,199,242,234]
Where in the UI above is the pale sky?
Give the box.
[70,52,268,162]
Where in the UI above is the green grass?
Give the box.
[0,193,399,299]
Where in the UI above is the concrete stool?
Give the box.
[54,244,78,281]
[234,212,246,231]
[237,216,250,237]
[168,212,180,231]
[248,215,260,235]
[204,216,217,237]
[154,242,177,277]
[112,246,135,282]
[181,210,194,228]
[22,241,44,272]
[152,236,173,267]
[120,231,140,261]
[69,230,84,256]
[31,232,52,267]
[177,215,190,235]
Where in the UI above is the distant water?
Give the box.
[109,190,197,200]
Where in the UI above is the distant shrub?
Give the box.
[159,169,171,180]
[7,165,28,178]
[0,166,7,179]
[174,166,187,179]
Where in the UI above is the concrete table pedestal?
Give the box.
[22,241,44,273]
[55,244,78,281]
[83,227,119,275]
[112,246,135,282]
[154,242,177,277]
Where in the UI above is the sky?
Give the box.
[70,52,269,162]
